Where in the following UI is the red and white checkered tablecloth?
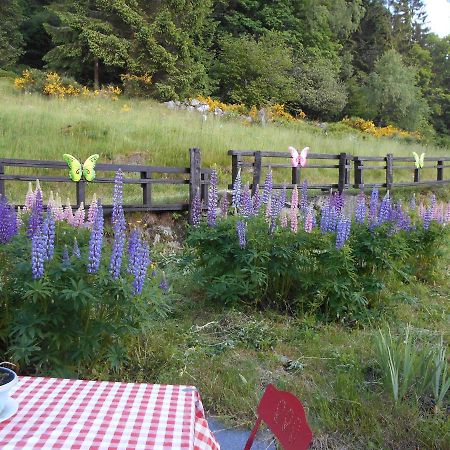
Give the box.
[0,377,220,450]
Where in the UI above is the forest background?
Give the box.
[0,1,449,142]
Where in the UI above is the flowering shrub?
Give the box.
[14,69,121,100]
[121,73,153,98]
[0,175,170,373]
[186,172,449,321]
[342,117,421,140]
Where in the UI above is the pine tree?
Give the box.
[0,0,24,69]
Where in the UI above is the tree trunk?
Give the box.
[94,58,99,90]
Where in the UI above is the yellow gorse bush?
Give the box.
[121,73,153,85]
[342,117,421,140]
[14,70,121,100]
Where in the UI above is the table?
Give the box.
[0,377,220,450]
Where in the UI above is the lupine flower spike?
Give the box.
[73,238,81,258]
[192,191,202,227]
[290,185,298,233]
[27,188,43,238]
[0,196,18,244]
[220,195,229,218]
[252,184,261,213]
[133,239,150,295]
[31,230,45,279]
[236,220,247,248]
[87,201,104,273]
[24,182,35,210]
[42,207,55,260]
[232,168,242,208]
[207,170,218,227]
[110,170,127,279]
[262,169,272,205]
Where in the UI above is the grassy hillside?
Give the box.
[0,79,449,204]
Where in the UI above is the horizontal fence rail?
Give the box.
[228,150,450,193]
[0,149,211,224]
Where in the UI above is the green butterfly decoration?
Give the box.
[412,152,425,169]
[62,154,99,182]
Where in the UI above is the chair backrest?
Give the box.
[244,384,312,450]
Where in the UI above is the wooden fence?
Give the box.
[229,150,450,192]
[0,148,211,224]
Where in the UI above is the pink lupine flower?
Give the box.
[280,211,288,228]
[24,182,35,210]
[64,198,74,225]
[87,194,98,225]
[290,185,298,233]
[73,202,85,227]
[304,205,314,233]
[47,191,55,210]
[53,193,65,221]
[445,202,450,223]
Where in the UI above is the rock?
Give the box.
[187,105,195,112]
[214,107,224,115]
[190,98,201,106]
[164,100,176,109]
[197,104,210,113]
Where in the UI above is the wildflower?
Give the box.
[236,220,247,249]
[27,189,43,238]
[232,168,242,208]
[300,180,308,213]
[87,201,104,273]
[355,193,366,224]
[72,202,85,227]
[111,170,125,228]
[191,191,202,227]
[304,204,314,233]
[240,184,253,218]
[159,272,169,294]
[207,170,218,227]
[16,206,24,230]
[64,198,74,225]
[369,187,379,224]
[42,208,55,260]
[62,245,70,265]
[31,230,45,279]
[87,194,98,225]
[409,194,416,210]
[378,193,391,225]
[127,228,140,274]
[280,211,288,228]
[0,196,17,244]
[261,169,272,205]
[53,193,65,221]
[73,238,81,258]
[252,184,261,214]
[280,185,287,211]
[220,194,229,218]
[290,185,299,233]
[445,202,450,223]
[133,239,150,295]
[24,182,35,210]
[336,216,351,249]
[47,191,55,210]
[423,205,432,230]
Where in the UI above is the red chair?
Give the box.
[244,384,313,450]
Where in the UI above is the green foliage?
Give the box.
[0,0,24,69]
[214,31,295,107]
[292,55,348,119]
[186,217,448,322]
[0,224,168,373]
[365,49,429,130]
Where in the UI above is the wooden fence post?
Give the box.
[76,180,85,206]
[189,148,202,224]
[201,171,210,208]
[338,152,348,193]
[0,162,4,198]
[252,151,262,195]
[141,170,152,206]
[385,153,393,191]
[414,167,420,183]
[354,157,364,189]
[291,163,300,186]
[437,160,444,181]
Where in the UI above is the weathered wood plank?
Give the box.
[252,151,262,195]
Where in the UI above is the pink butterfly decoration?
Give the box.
[289,146,309,168]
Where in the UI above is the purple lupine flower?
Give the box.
[378,194,391,225]
[42,208,55,260]
[395,203,411,231]
[16,206,24,230]
[64,201,74,225]
[252,185,261,214]
[236,220,247,249]
[111,169,124,227]
[27,189,43,238]
[429,194,437,219]
[127,228,140,273]
[207,170,218,227]
[87,201,104,273]
[24,182,35,210]
[261,169,273,205]
[0,196,18,244]
[73,238,81,258]
[423,205,432,230]
[300,180,308,213]
[132,239,150,295]
[191,191,202,227]
[62,245,70,265]
[159,272,169,294]
[355,193,366,224]
[87,194,98,226]
[220,194,229,218]
[320,202,330,234]
[336,216,351,249]
[290,185,299,233]
[433,202,444,224]
[409,194,416,210]
[335,192,345,213]
[109,171,127,279]
[369,187,379,224]
[240,184,253,218]
[232,168,242,208]
[31,230,45,279]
